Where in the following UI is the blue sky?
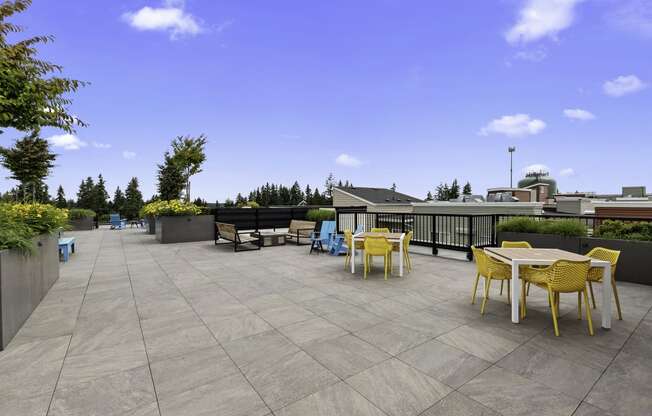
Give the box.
[1,0,651,201]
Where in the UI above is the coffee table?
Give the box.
[251,231,286,247]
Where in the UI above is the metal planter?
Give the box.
[155,215,215,244]
[0,233,60,350]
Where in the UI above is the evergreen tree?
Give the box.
[223,198,235,207]
[463,182,472,195]
[0,0,86,135]
[55,185,67,208]
[170,134,207,201]
[449,179,460,200]
[0,132,56,201]
[313,188,323,205]
[123,177,143,220]
[193,197,207,206]
[391,183,397,192]
[76,177,95,208]
[304,185,313,205]
[157,151,184,200]
[289,181,303,205]
[426,191,433,201]
[235,193,247,207]
[112,186,126,216]
[93,174,110,216]
[324,173,336,200]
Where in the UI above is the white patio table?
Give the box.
[350,231,406,277]
[484,247,613,329]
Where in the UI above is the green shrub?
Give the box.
[0,210,34,253]
[497,217,587,237]
[68,208,96,220]
[141,200,204,217]
[306,209,335,222]
[595,220,652,241]
[4,203,69,234]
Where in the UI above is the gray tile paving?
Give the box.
[0,228,651,416]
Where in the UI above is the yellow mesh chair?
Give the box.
[343,229,365,269]
[363,236,392,280]
[392,231,413,272]
[586,247,622,320]
[500,241,533,295]
[470,246,512,314]
[371,227,390,233]
[521,259,593,336]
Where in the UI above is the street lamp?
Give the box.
[508,146,516,188]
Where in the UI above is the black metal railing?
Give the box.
[335,209,496,260]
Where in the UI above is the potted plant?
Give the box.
[141,202,160,235]
[68,208,96,230]
[496,217,586,253]
[0,203,68,349]
[153,200,214,244]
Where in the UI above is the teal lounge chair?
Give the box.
[110,213,126,229]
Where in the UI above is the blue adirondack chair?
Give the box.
[309,221,336,254]
[110,213,126,229]
[331,224,364,255]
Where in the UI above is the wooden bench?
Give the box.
[215,222,261,252]
[286,220,316,245]
[58,237,76,262]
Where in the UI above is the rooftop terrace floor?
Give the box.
[1,228,651,416]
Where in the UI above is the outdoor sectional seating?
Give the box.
[215,222,260,252]
[285,219,316,245]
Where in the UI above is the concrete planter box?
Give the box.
[0,233,60,350]
[147,216,156,235]
[497,232,581,253]
[496,231,652,286]
[69,217,95,231]
[156,215,214,244]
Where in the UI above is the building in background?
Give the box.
[332,187,422,212]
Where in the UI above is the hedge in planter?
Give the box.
[0,203,68,349]
[149,200,214,243]
[68,208,96,231]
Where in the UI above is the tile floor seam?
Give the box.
[570,302,652,416]
[122,231,165,416]
[45,230,106,416]
[144,239,275,414]
[175,247,396,416]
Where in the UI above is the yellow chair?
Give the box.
[392,230,413,272]
[470,246,512,314]
[586,247,622,320]
[363,236,392,280]
[500,241,533,295]
[343,229,364,268]
[371,227,390,233]
[521,259,593,336]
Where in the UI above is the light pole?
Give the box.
[508,146,516,188]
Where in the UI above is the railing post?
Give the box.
[431,214,438,255]
[467,215,474,260]
[354,212,358,232]
[255,209,259,232]
[492,215,497,246]
[401,214,405,233]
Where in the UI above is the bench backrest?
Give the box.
[216,222,239,242]
[288,220,316,236]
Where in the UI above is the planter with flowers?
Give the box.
[150,200,214,244]
[0,203,68,349]
[140,203,160,235]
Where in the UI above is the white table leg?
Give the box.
[351,239,356,274]
[399,236,404,277]
[511,260,521,324]
[601,263,612,329]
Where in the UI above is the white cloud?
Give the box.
[46,134,87,150]
[523,164,550,175]
[513,48,548,62]
[559,168,575,177]
[122,0,203,40]
[563,108,596,121]
[603,75,648,97]
[505,0,584,44]
[335,153,362,167]
[479,114,546,138]
[122,151,137,160]
[608,0,652,38]
[92,142,112,149]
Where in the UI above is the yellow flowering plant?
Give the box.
[140,200,203,217]
[5,203,69,234]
